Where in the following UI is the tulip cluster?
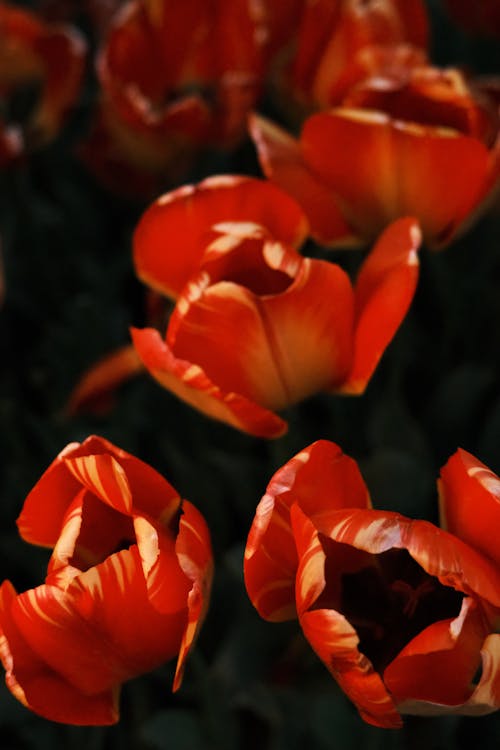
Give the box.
[245,441,500,727]
[1,0,500,741]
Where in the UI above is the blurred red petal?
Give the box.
[131,326,287,438]
[67,345,145,416]
[340,217,421,394]
[0,581,119,725]
[302,109,492,246]
[439,449,500,568]
[249,114,357,246]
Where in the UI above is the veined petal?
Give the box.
[16,443,83,547]
[173,501,213,691]
[291,503,401,727]
[299,608,402,727]
[0,581,119,725]
[63,453,133,515]
[66,345,145,415]
[131,326,286,438]
[249,114,357,246]
[65,546,187,689]
[321,509,500,608]
[384,597,488,707]
[439,449,500,567]
[244,441,370,621]
[302,109,492,246]
[133,174,308,299]
[340,217,421,394]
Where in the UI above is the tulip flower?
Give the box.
[0,2,86,159]
[82,0,272,193]
[250,65,500,248]
[0,436,213,725]
[283,0,428,111]
[245,440,500,727]
[131,174,421,437]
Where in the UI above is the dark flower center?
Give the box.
[317,540,464,673]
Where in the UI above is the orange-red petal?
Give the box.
[319,508,500,609]
[301,108,493,246]
[0,581,119,725]
[249,114,357,246]
[339,217,421,394]
[131,326,287,438]
[244,441,370,621]
[292,504,401,728]
[384,597,488,707]
[66,345,145,415]
[173,500,213,690]
[439,448,500,568]
[134,174,309,299]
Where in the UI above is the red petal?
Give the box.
[17,436,181,547]
[173,500,213,690]
[131,326,287,438]
[340,217,421,394]
[320,508,500,608]
[439,448,500,567]
[169,253,355,408]
[302,109,492,246]
[249,114,357,246]
[66,345,145,415]
[244,441,370,621]
[0,581,119,725]
[384,597,488,707]
[292,505,401,728]
[134,174,308,299]
[12,547,188,696]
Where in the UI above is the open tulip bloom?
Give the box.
[131,175,421,438]
[250,65,500,248]
[244,440,500,728]
[0,436,213,725]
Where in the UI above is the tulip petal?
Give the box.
[340,217,421,394]
[173,501,213,691]
[439,448,500,568]
[169,257,355,408]
[13,547,188,696]
[319,508,500,609]
[134,174,308,298]
[63,453,133,514]
[66,345,145,415]
[249,114,357,246]
[292,505,401,728]
[131,326,287,438]
[0,581,119,725]
[302,109,492,246]
[244,441,370,622]
[384,597,487,707]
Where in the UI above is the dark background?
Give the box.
[1,0,500,747]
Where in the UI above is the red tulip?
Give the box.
[285,0,428,110]
[0,2,85,159]
[82,0,271,193]
[250,65,500,248]
[131,174,420,437]
[0,436,213,725]
[244,441,500,727]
